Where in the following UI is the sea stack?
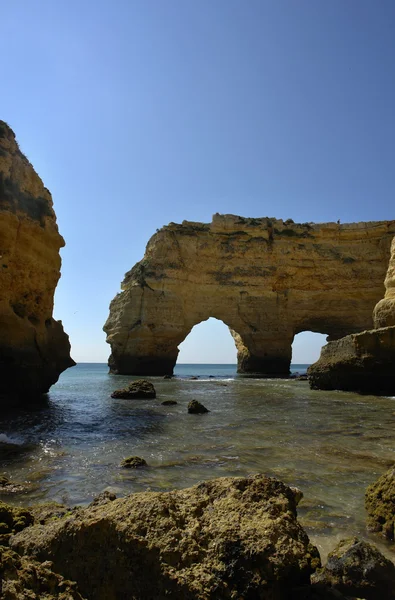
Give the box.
[104,214,395,376]
[0,121,74,406]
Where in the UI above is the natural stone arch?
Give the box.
[104,214,395,376]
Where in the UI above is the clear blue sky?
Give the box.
[2,1,394,364]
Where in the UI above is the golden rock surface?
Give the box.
[104,213,395,375]
[0,121,74,405]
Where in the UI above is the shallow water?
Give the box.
[1,362,394,560]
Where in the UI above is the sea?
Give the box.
[0,362,394,560]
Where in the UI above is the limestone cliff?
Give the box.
[0,121,74,405]
[104,214,395,375]
[373,236,395,328]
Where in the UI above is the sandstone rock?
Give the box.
[187,399,209,414]
[374,236,395,328]
[311,537,395,599]
[111,378,156,399]
[0,121,74,406]
[10,475,320,600]
[308,326,395,394]
[365,467,395,541]
[0,546,86,600]
[120,456,147,468]
[104,214,395,376]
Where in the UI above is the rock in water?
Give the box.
[104,214,395,376]
[365,467,395,542]
[10,475,320,600]
[111,379,156,399]
[187,399,209,413]
[311,537,395,600]
[307,326,395,394]
[120,456,147,468]
[0,121,74,407]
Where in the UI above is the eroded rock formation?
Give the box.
[104,214,395,375]
[308,235,395,394]
[10,475,320,599]
[374,236,395,328]
[0,121,74,405]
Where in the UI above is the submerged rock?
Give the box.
[120,456,147,469]
[111,379,156,399]
[10,475,320,600]
[187,399,209,414]
[161,400,178,406]
[365,467,395,541]
[311,537,395,599]
[0,121,74,407]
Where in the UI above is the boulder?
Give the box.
[111,379,156,399]
[120,456,147,469]
[187,400,209,414]
[365,467,395,541]
[10,475,320,600]
[0,121,74,407]
[308,326,395,394]
[311,537,395,599]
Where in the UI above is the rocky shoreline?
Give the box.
[1,470,394,599]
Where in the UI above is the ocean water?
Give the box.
[0,362,394,560]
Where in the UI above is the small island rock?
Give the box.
[120,456,147,469]
[187,399,209,414]
[111,379,156,399]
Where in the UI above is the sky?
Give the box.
[1,0,394,364]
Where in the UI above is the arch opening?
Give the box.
[177,318,238,365]
[291,332,327,371]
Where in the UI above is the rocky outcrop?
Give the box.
[311,537,395,599]
[307,326,395,394]
[365,467,395,542]
[0,121,74,405]
[10,475,320,599]
[308,236,395,394]
[104,214,395,376]
[111,378,156,399]
[374,236,395,328]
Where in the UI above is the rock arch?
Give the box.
[104,214,395,376]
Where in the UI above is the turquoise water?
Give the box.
[0,362,394,560]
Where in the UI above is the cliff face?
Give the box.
[0,121,74,405]
[373,236,395,328]
[104,214,395,375]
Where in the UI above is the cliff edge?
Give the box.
[0,121,74,405]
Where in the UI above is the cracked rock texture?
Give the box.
[10,475,320,600]
[104,214,395,375]
[0,121,74,406]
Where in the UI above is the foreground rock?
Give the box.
[187,399,209,414]
[308,326,395,394]
[104,214,395,376]
[0,546,86,600]
[0,121,74,407]
[111,378,156,399]
[312,537,395,599]
[365,467,395,541]
[11,475,320,600]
